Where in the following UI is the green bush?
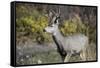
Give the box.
[16,5,52,43]
[60,16,87,36]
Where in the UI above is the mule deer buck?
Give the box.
[44,9,89,62]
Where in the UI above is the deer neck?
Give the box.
[53,27,64,42]
[52,27,66,57]
[52,27,65,48]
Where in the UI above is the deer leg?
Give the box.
[80,39,89,61]
[61,56,65,62]
[80,49,86,61]
[64,53,72,62]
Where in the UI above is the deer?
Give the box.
[44,9,89,62]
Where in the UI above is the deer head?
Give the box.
[44,9,61,35]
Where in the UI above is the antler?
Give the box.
[58,7,61,15]
[48,8,61,25]
[47,9,55,25]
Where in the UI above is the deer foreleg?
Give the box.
[64,53,72,62]
[80,48,87,61]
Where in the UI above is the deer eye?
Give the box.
[48,24,53,27]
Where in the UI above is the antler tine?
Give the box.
[58,7,61,16]
[48,9,54,25]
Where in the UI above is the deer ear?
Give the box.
[49,11,54,17]
[50,9,56,14]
